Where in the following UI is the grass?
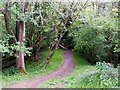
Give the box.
[39,51,118,88]
[39,51,96,88]
[1,49,63,88]
[1,50,118,88]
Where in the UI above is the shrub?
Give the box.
[2,67,18,76]
[76,62,119,88]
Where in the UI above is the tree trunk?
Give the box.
[46,27,66,64]
[4,3,17,43]
[16,1,27,73]
[46,9,71,64]
[16,21,26,73]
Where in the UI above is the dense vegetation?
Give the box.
[0,0,120,88]
[69,2,120,65]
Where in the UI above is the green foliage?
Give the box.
[1,1,120,88]
[25,2,73,54]
[0,39,31,57]
[74,62,118,88]
[96,62,118,86]
[12,42,32,56]
[70,6,120,64]
[0,40,10,56]
[2,67,18,76]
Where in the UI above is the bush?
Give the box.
[76,62,118,88]
[70,8,119,65]
[2,67,18,76]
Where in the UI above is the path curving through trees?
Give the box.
[7,50,75,88]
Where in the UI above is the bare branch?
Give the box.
[82,0,89,9]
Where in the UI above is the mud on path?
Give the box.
[7,50,75,88]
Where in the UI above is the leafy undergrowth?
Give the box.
[39,51,119,88]
[1,49,63,88]
[71,62,119,88]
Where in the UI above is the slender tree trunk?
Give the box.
[16,1,27,73]
[46,27,66,64]
[16,21,26,73]
[46,8,71,64]
[4,3,17,43]
[3,2,26,72]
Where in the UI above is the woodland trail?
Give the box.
[7,50,75,88]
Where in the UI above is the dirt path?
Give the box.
[7,50,75,88]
